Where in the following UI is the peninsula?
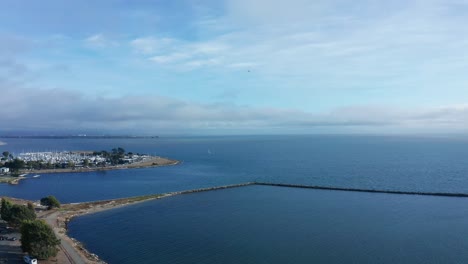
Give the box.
[0,148,179,184]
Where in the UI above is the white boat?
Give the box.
[32,175,40,178]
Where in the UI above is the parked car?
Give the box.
[23,255,38,264]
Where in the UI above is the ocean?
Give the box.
[2,135,468,263]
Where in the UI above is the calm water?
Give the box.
[69,185,468,264]
[3,135,468,263]
[2,135,468,202]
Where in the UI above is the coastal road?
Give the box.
[42,212,86,264]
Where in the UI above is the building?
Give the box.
[0,167,9,174]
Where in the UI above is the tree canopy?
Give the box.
[20,220,60,259]
[5,158,25,172]
[0,198,12,221]
[1,198,36,226]
[40,196,61,210]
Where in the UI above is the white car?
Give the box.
[23,256,38,264]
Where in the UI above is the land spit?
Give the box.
[6,181,468,263]
[2,156,179,185]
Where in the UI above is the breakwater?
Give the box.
[254,182,468,197]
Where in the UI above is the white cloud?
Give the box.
[130,37,174,54]
[84,34,117,48]
[149,53,188,64]
[2,85,468,133]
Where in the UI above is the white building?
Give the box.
[0,167,9,174]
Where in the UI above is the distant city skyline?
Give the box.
[1,0,468,134]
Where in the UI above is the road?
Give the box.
[41,212,87,264]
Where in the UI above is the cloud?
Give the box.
[149,53,188,64]
[130,37,175,54]
[2,0,468,135]
[1,85,468,134]
[131,36,233,69]
[84,34,118,48]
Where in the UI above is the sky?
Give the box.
[1,0,468,135]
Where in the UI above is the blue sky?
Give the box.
[1,0,468,134]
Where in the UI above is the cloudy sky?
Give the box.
[1,0,468,135]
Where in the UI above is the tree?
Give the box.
[67,161,75,168]
[109,147,126,165]
[5,158,25,173]
[40,196,61,210]
[2,151,9,160]
[1,199,36,227]
[20,220,60,259]
[8,204,36,227]
[1,198,12,222]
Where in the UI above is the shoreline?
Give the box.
[1,157,180,185]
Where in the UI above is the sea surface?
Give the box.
[2,135,468,263]
[69,185,468,264]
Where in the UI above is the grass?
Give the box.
[0,176,19,183]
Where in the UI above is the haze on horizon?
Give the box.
[1,0,468,135]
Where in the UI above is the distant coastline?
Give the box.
[0,135,159,139]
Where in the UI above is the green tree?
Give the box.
[67,161,75,168]
[109,147,126,165]
[40,196,61,210]
[8,204,36,227]
[20,220,60,259]
[1,198,12,222]
[5,158,25,173]
[2,151,9,160]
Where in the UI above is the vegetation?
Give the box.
[40,196,61,210]
[20,219,60,259]
[1,151,12,161]
[94,147,127,165]
[0,198,12,220]
[4,158,26,173]
[0,198,36,227]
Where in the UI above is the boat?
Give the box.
[32,175,40,178]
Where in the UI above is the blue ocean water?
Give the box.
[68,185,468,264]
[3,135,468,263]
[2,135,468,202]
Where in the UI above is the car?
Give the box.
[9,237,17,241]
[23,255,38,264]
